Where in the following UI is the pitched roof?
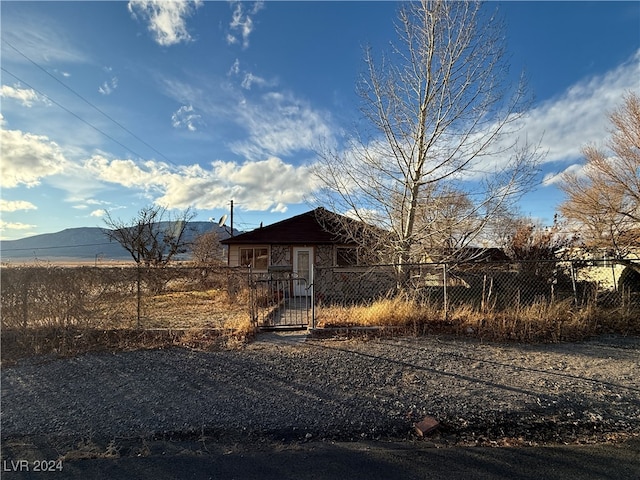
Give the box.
[220,208,357,245]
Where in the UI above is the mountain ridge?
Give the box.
[0,222,235,263]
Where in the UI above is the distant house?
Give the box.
[422,247,510,264]
[220,208,366,294]
[560,247,640,291]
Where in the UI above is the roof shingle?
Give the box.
[220,208,353,245]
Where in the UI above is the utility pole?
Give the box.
[230,199,234,237]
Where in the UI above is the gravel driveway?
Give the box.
[2,333,639,448]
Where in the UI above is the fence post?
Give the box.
[442,262,448,320]
[247,266,254,326]
[570,260,578,305]
[311,263,315,330]
[136,264,141,330]
[21,270,30,329]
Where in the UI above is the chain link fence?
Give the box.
[313,260,640,327]
[0,265,252,332]
[2,260,638,343]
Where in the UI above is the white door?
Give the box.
[293,247,312,296]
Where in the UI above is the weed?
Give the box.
[317,296,639,342]
[59,438,120,461]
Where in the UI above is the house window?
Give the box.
[336,246,358,267]
[240,247,269,269]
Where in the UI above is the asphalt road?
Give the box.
[2,437,639,480]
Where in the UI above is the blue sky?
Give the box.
[1,1,639,240]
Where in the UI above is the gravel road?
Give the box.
[2,333,639,449]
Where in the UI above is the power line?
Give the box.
[2,39,177,166]
[1,242,115,252]
[2,67,153,161]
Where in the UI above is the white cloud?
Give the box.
[227,1,264,49]
[241,72,268,90]
[0,85,50,107]
[422,49,640,185]
[98,77,119,95]
[0,129,68,188]
[228,58,241,76]
[171,104,201,131]
[85,156,161,189]
[228,58,275,90]
[519,49,640,166]
[1,15,88,66]
[230,91,334,160]
[542,163,584,186]
[157,71,335,160]
[0,220,37,231]
[90,209,107,218]
[0,199,37,212]
[128,0,203,46]
[85,154,317,212]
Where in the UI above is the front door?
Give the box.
[293,247,312,296]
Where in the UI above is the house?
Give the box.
[559,247,640,291]
[422,247,510,265]
[220,208,365,294]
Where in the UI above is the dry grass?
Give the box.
[316,296,639,343]
[318,297,431,327]
[3,264,638,363]
[1,286,255,365]
[141,288,250,329]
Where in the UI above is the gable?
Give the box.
[220,208,356,246]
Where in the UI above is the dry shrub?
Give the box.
[451,299,600,342]
[317,295,639,343]
[1,325,256,365]
[60,439,120,461]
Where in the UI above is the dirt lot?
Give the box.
[2,331,638,455]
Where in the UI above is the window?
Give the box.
[239,247,269,269]
[336,246,358,267]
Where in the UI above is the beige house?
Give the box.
[220,208,362,294]
[564,248,640,290]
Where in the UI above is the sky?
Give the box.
[1,0,639,241]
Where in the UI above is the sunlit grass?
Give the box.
[317,296,638,342]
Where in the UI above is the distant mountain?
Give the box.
[0,222,237,263]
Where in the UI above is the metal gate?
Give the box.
[249,271,311,329]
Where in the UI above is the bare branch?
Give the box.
[104,205,196,267]
[312,0,541,267]
[559,92,640,263]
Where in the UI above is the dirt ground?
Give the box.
[2,332,638,449]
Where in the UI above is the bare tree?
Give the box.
[501,216,578,297]
[503,215,577,262]
[313,0,541,271]
[413,189,482,256]
[559,92,640,273]
[104,205,196,267]
[191,230,224,266]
